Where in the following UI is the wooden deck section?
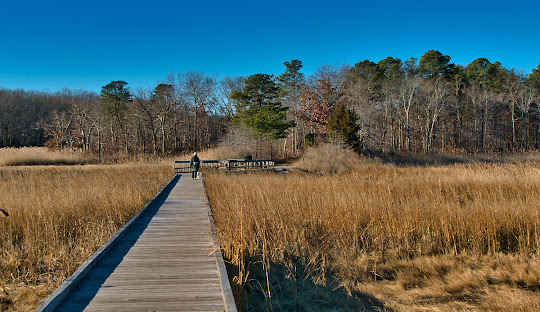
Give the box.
[39,174,236,312]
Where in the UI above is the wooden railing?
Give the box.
[174,159,275,173]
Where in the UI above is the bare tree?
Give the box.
[420,77,449,152]
[217,76,245,121]
[463,80,490,151]
[177,71,217,151]
[515,82,534,149]
[42,110,73,150]
[399,76,420,151]
[504,71,522,150]
[133,88,160,154]
[153,84,176,154]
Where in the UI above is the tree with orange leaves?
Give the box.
[300,76,345,141]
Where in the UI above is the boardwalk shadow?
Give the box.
[228,256,389,312]
[56,174,181,311]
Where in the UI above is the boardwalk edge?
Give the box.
[201,173,238,312]
[34,174,180,312]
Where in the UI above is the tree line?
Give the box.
[0,72,243,159]
[1,50,539,158]
[343,51,540,154]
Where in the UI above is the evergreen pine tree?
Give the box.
[232,74,295,140]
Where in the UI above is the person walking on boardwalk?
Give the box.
[190,152,200,180]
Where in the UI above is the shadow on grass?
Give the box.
[226,256,388,312]
[4,159,97,166]
[362,150,521,167]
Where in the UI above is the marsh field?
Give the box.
[205,148,540,311]
[2,147,540,311]
[0,148,173,311]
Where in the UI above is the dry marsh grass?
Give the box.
[291,144,365,174]
[0,147,98,166]
[0,163,173,311]
[204,160,540,311]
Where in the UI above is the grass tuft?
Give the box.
[291,144,370,174]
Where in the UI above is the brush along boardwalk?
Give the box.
[36,174,236,312]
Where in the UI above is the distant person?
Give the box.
[190,152,200,180]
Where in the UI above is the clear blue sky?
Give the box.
[1,0,538,93]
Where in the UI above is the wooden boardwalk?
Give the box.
[37,174,236,312]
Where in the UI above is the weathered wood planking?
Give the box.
[37,174,236,312]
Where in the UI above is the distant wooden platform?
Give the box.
[174,159,275,173]
[36,174,236,312]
